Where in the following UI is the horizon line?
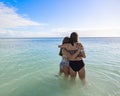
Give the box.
[0,36,120,39]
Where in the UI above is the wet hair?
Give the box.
[70,32,78,46]
[59,37,70,56]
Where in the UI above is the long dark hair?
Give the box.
[59,37,70,56]
[70,32,78,45]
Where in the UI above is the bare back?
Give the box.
[59,42,85,61]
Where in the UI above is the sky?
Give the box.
[0,0,120,37]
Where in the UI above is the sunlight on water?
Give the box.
[0,38,120,96]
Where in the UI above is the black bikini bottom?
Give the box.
[69,60,85,72]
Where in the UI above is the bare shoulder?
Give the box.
[76,42,83,47]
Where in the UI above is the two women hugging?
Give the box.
[58,32,86,83]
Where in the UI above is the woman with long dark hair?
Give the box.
[58,32,86,83]
[59,36,81,78]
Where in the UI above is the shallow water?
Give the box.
[0,37,120,96]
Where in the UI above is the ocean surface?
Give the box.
[0,37,120,96]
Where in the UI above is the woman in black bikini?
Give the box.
[59,37,82,78]
[58,32,86,82]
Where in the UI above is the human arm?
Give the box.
[77,43,86,58]
[62,49,81,60]
[58,43,78,50]
[58,44,68,48]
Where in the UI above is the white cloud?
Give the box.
[0,2,120,37]
[0,2,41,29]
[50,27,120,37]
[0,2,43,37]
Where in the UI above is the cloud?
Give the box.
[0,2,120,37]
[0,2,43,37]
[50,27,120,37]
[0,2,42,29]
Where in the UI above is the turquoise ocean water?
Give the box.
[0,37,120,96]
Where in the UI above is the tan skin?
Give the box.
[59,42,86,82]
[60,48,82,78]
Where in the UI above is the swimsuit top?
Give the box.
[68,50,82,57]
[62,48,82,58]
[68,43,83,57]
